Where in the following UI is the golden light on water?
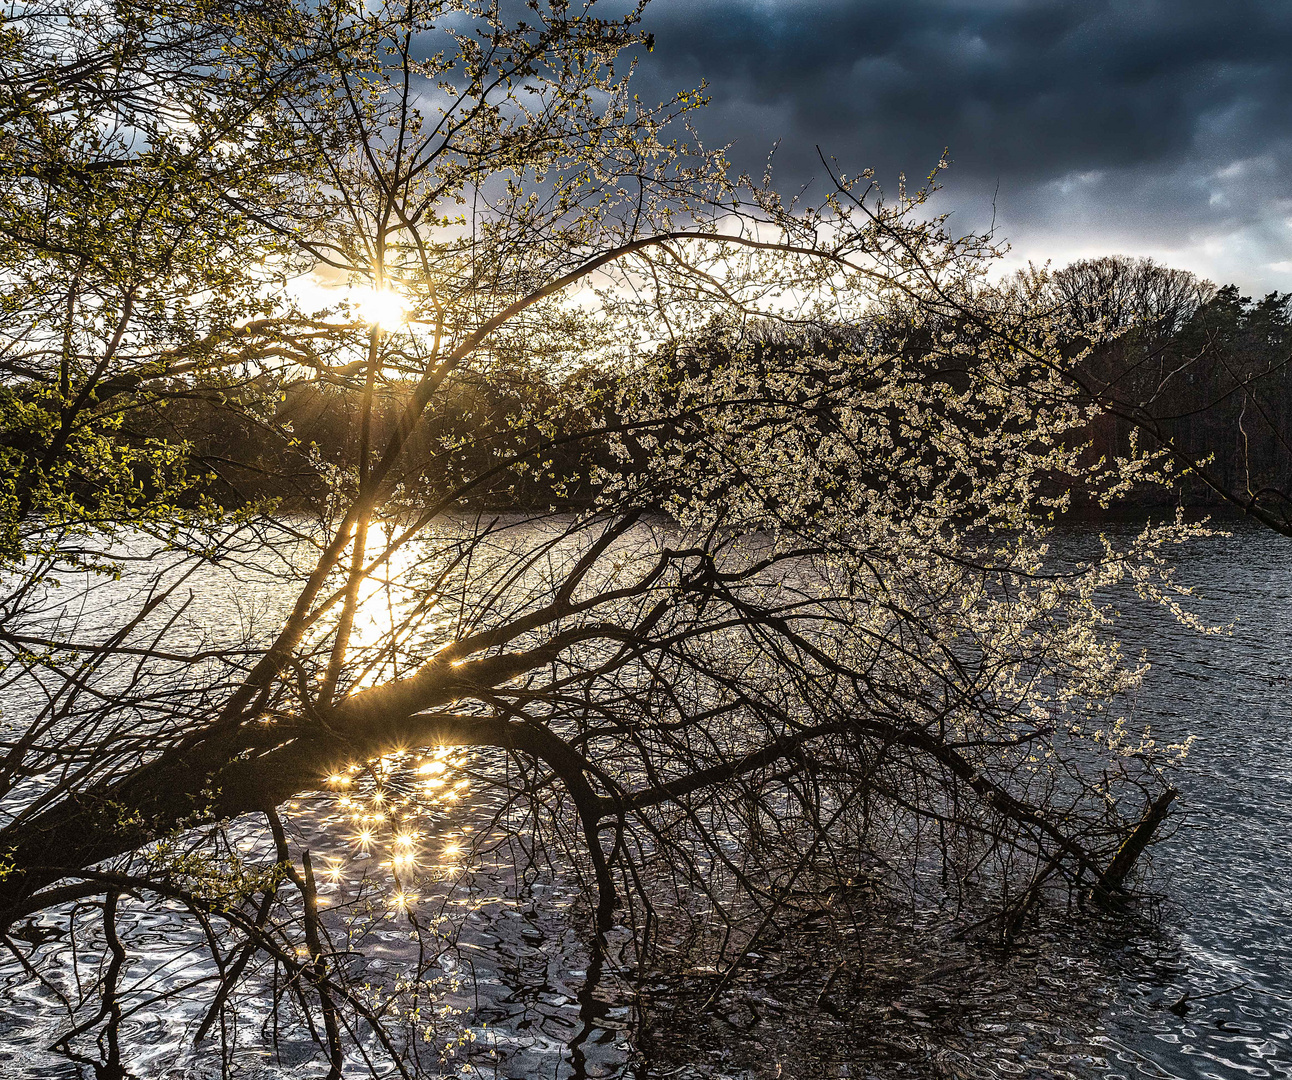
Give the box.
[320,747,479,910]
[335,526,449,694]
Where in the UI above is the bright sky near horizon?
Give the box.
[629,0,1292,295]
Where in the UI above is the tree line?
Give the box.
[117,254,1292,518]
[1053,256,1292,512]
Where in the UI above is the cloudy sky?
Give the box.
[630,0,1292,294]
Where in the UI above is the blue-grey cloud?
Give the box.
[632,0,1292,292]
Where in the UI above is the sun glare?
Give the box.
[357,288,408,330]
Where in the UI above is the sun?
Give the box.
[357,288,409,330]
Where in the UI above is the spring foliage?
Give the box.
[0,0,1206,1073]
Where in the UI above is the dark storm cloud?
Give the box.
[631,0,1292,290]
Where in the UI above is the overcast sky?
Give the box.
[630,0,1292,295]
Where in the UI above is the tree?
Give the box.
[0,1,1200,1073]
[1049,257,1292,525]
[1052,255,1213,348]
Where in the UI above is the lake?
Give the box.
[0,516,1289,1079]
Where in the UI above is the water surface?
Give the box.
[0,519,1289,1079]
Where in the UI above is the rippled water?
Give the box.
[1,518,1291,1079]
[1072,517,1292,1080]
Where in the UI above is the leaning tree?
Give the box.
[0,0,1203,1073]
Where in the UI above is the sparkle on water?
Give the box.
[2,517,1291,1079]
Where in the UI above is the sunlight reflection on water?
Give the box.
[0,518,1290,1078]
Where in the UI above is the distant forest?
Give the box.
[129,255,1292,516]
[1055,257,1292,513]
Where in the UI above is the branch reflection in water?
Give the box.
[3,519,1286,1079]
